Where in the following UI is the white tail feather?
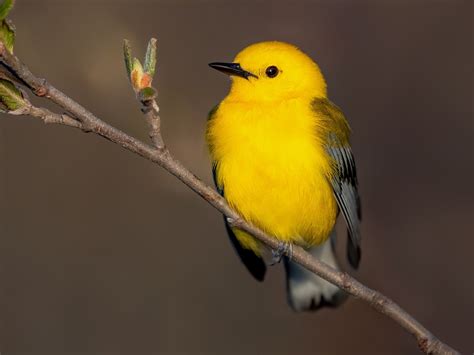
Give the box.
[284,229,347,311]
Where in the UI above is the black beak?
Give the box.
[208,62,258,80]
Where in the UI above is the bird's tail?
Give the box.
[283,229,347,311]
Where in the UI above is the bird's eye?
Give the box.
[265,65,279,78]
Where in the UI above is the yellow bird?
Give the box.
[206,41,361,311]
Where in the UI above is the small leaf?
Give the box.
[123,39,156,93]
[0,19,15,52]
[130,57,144,90]
[0,0,15,53]
[0,78,26,111]
[140,73,152,89]
[0,0,14,21]
[138,87,157,102]
[123,39,132,79]
[144,38,157,76]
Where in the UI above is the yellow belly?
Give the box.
[208,98,338,254]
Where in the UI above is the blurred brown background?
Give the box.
[0,1,472,354]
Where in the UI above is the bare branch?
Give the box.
[138,87,164,149]
[26,105,83,129]
[0,41,459,355]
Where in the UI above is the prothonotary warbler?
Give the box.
[206,41,361,311]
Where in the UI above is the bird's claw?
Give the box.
[270,241,293,265]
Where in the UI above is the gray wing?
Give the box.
[327,144,362,268]
[313,98,362,269]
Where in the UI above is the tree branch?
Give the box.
[25,105,83,129]
[138,89,163,150]
[0,41,459,355]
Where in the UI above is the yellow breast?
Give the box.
[207,97,338,254]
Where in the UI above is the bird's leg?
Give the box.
[270,241,293,265]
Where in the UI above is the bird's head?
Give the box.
[209,41,327,102]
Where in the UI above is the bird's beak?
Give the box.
[208,62,258,80]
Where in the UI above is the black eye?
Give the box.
[265,65,279,78]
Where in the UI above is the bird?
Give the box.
[206,41,361,312]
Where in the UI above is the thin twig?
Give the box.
[138,89,164,150]
[26,105,83,129]
[0,41,459,355]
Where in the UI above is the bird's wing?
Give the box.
[208,106,267,281]
[312,98,362,268]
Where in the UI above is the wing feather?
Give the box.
[313,98,362,268]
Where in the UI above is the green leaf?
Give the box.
[0,0,14,21]
[123,39,132,79]
[131,57,143,87]
[132,58,143,75]
[0,19,15,52]
[144,38,157,76]
[138,87,157,102]
[0,0,15,53]
[0,78,25,111]
[123,38,156,92]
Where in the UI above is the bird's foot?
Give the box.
[270,241,293,265]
